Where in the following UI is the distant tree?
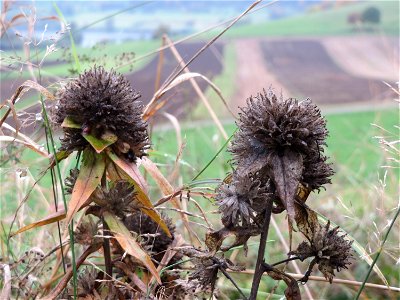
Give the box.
[152,24,170,40]
[361,6,381,24]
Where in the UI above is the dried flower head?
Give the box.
[230,89,333,190]
[124,211,176,259]
[216,173,272,228]
[104,180,137,218]
[230,90,334,221]
[290,221,353,283]
[54,66,149,161]
[64,168,79,194]
[69,267,98,296]
[74,217,100,246]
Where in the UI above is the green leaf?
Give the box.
[103,211,161,284]
[61,116,81,129]
[105,148,171,238]
[83,131,118,154]
[64,149,105,229]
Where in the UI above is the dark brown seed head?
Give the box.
[230,89,334,191]
[74,217,100,246]
[290,221,353,283]
[54,66,149,161]
[216,173,273,228]
[103,180,137,219]
[124,211,176,257]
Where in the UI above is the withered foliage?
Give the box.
[54,66,149,161]
[209,89,353,299]
[229,90,334,221]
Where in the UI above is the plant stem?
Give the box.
[249,199,273,300]
[219,267,248,300]
[101,173,113,280]
[271,256,300,267]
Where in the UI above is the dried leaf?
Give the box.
[64,149,105,229]
[266,267,301,300]
[103,211,161,284]
[61,116,81,129]
[11,210,66,236]
[106,149,171,237]
[106,148,147,191]
[0,136,49,157]
[140,157,180,208]
[269,149,303,223]
[294,203,321,242]
[83,131,117,154]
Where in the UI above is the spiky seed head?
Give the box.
[216,173,272,228]
[124,212,176,259]
[104,180,137,218]
[54,66,149,161]
[229,89,334,191]
[290,221,353,283]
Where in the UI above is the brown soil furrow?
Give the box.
[233,39,289,113]
[259,39,396,104]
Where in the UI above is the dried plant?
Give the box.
[207,89,353,299]
[54,66,150,161]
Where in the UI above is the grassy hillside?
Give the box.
[224,1,399,37]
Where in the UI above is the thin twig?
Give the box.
[271,256,300,267]
[144,0,262,117]
[229,269,400,293]
[219,267,248,300]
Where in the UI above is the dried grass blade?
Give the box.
[0,80,54,128]
[0,135,49,157]
[11,210,66,236]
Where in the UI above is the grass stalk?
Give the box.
[355,204,400,298]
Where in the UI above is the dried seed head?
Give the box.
[188,258,220,292]
[69,267,97,296]
[104,180,137,218]
[54,66,149,161]
[290,221,353,283]
[64,168,79,194]
[216,173,272,227]
[230,89,333,191]
[74,217,100,246]
[124,211,175,257]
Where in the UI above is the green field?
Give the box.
[224,1,399,38]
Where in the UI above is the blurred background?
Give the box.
[1,0,399,299]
